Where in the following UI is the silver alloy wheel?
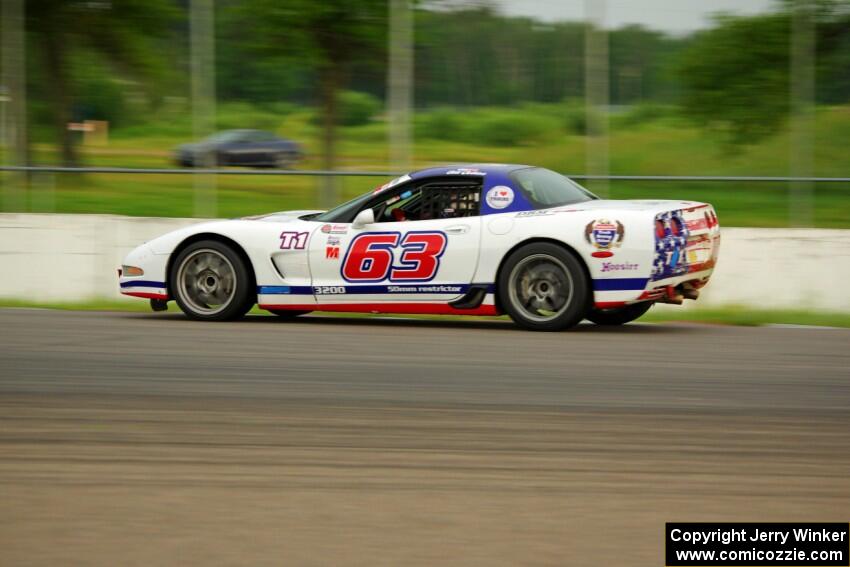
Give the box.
[175,248,238,315]
[507,253,574,322]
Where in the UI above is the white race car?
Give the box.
[120,164,720,331]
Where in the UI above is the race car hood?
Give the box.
[242,210,324,222]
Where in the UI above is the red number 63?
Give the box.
[341,231,447,282]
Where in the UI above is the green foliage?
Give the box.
[415,108,472,142]
[613,102,676,129]
[558,99,594,135]
[473,111,554,146]
[675,5,850,146]
[415,107,560,145]
[216,102,282,131]
[24,0,180,163]
[338,91,382,126]
[676,13,792,146]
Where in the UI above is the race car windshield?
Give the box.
[310,190,376,223]
[511,167,598,208]
[311,174,411,223]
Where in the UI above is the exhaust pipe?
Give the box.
[659,286,684,305]
[682,287,700,301]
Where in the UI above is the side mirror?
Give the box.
[352,208,375,229]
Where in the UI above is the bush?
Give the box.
[473,112,554,146]
[614,103,674,128]
[216,102,281,131]
[338,91,381,126]
[563,106,589,135]
[415,108,471,142]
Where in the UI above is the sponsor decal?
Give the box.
[387,285,464,293]
[591,251,614,258]
[515,209,555,218]
[601,261,639,273]
[446,167,485,176]
[321,224,348,235]
[259,283,495,296]
[279,231,309,250]
[584,219,624,250]
[373,174,412,194]
[485,185,514,210]
[314,285,346,295]
[325,246,340,259]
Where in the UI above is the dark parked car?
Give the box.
[174,129,302,168]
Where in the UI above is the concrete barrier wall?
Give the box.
[1,213,848,311]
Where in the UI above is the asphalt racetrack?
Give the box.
[1,309,849,566]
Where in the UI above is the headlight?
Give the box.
[122,265,144,277]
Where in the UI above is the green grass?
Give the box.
[2,103,849,226]
[644,306,850,327]
[2,299,848,328]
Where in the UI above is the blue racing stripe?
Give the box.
[592,278,649,291]
[120,280,166,289]
[257,283,496,295]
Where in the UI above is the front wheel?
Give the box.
[170,240,255,321]
[586,302,653,326]
[498,243,590,332]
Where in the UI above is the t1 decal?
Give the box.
[280,231,309,250]
[341,231,448,283]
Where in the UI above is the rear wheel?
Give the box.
[498,242,590,332]
[170,240,254,321]
[586,302,653,326]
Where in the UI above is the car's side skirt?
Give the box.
[259,302,500,316]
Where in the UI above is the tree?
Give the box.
[25,0,177,165]
[676,3,850,145]
[677,13,792,146]
[232,0,387,203]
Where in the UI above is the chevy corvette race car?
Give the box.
[119,164,720,331]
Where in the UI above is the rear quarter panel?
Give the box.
[473,206,660,307]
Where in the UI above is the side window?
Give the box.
[368,178,481,223]
[377,187,422,222]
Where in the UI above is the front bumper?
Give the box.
[119,244,169,300]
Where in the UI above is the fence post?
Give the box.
[789,0,815,228]
[584,0,609,198]
[1,0,28,211]
[190,0,217,218]
[387,0,414,171]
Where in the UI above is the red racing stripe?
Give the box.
[594,301,628,309]
[122,291,169,300]
[259,302,500,316]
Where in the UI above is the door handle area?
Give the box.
[444,225,470,235]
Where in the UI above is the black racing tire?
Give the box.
[169,239,255,321]
[267,309,312,318]
[586,302,653,326]
[497,242,591,332]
